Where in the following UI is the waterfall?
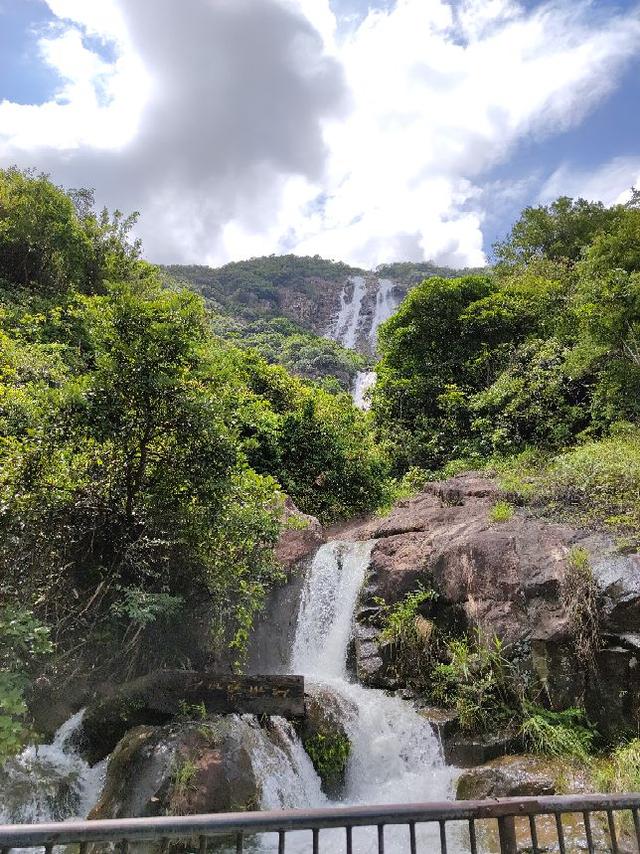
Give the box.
[369,278,398,348]
[329,276,400,408]
[250,541,453,854]
[332,276,367,350]
[352,370,376,410]
[0,710,106,824]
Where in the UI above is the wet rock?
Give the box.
[89,718,261,819]
[444,732,523,768]
[455,755,586,800]
[353,622,397,689]
[417,707,459,741]
[297,685,356,798]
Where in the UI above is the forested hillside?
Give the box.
[0,168,389,757]
[163,257,475,382]
[373,193,640,542]
[163,257,364,387]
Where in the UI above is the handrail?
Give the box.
[2,793,640,852]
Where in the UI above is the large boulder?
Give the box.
[456,754,588,800]
[89,718,261,819]
[349,473,640,734]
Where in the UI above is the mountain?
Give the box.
[162,255,481,358]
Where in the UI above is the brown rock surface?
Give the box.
[349,472,640,735]
[455,754,587,800]
[89,717,265,820]
[275,498,325,571]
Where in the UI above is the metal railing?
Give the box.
[2,794,640,853]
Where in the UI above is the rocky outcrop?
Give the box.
[348,473,640,736]
[246,500,324,674]
[296,685,356,798]
[76,672,305,765]
[89,718,261,819]
[456,754,589,800]
[274,498,325,572]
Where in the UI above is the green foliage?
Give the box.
[303,731,351,789]
[373,192,640,535]
[210,315,365,390]
[163,255,358,322]
[521,706,595,761]
[430,634,521,733]
[594,739,640,796]
[0,607,53,760]
[493,196,619,267]
[488,501,514,523]
[0,167,390,703]
[378,585,437,646]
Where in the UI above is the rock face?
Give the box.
[89,718,261,819]
[246,500,324,674]
[456,755,587,800]
[274,498,325,572]
[349,473,640,736]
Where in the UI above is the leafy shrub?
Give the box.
[430,634,521,733]
[303,731,351,791]
[489,501,514,523]
[521,706,594,761]
[594,739,640,794]
[0,607,53,759]
[378,585,437,646]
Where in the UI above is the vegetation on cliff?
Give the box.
[373,192,640,541]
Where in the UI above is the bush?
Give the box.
[521,706,594,761]
[430,634,522,733]
[489,501,514,523]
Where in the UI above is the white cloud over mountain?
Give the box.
[1,0,639,267]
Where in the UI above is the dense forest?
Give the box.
[0,168,388,758]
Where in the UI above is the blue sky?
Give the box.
[1,0,639,267]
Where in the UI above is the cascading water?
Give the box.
[0,710,105,824]
[352,371,376,410]
[331,276,400,409]
[269,539,456,853]
[369,278,398,348]
[333,276,367,350]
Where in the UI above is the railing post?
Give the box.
[498,815,517,854]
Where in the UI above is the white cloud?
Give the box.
[540,155,640,206]
[1,0,640,267]
[286,0,640,267]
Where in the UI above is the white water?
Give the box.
[250,540,455,852]
[0,710,106,824]
[369,278,398,350]
[352,370,376,410]
[329,276,400,407]
[333,276,367,350]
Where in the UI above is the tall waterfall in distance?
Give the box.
[327,275,401,409]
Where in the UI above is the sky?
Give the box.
[0,0,639,269]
